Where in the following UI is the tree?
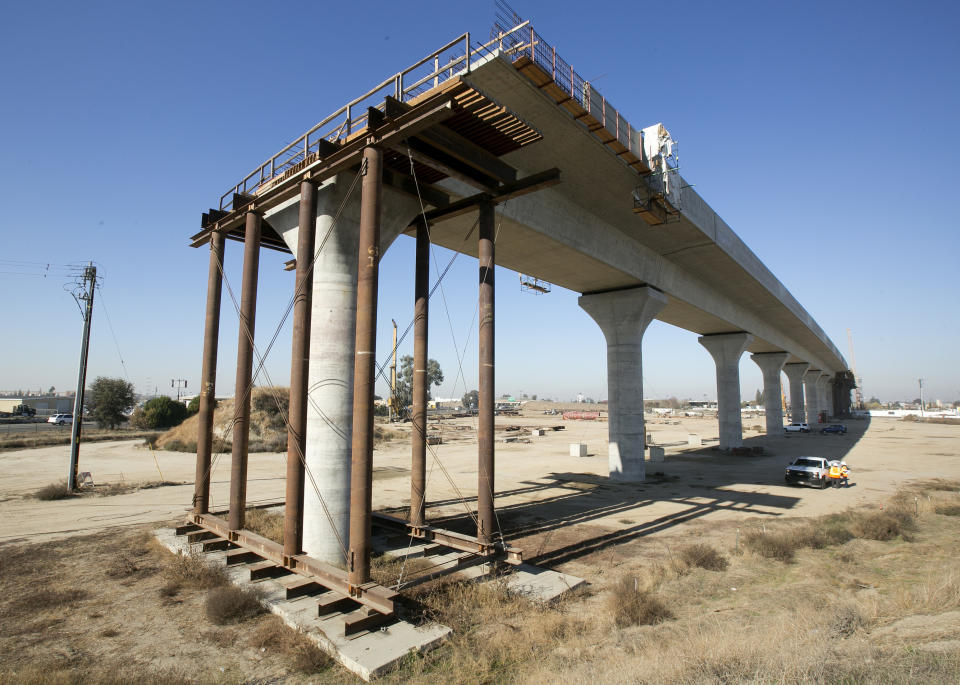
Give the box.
[130,396,189,429]
[186,395,216,414]
[394,355,444,417]
[462,389,479,410]
[87,376,135,429]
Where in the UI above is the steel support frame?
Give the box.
[283,181,317,559]
[228,211,261,531]
[410,217,429,528]
[194,230,225,514]
[186,512,397,615]
[348,146,383,586]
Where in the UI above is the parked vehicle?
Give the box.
[821,424,847,435]
[785,456,831,488]
[11,404,36,417]
[784,422,811,433]
[47,413,73,426]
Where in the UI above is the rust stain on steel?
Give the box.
[348,147,383,586]
[229,212,261,531]
[477,199,496,545]
[410,217,429,528]
[283,181,316,558]
[194,230,224,514]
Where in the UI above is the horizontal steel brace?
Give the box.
[186,512,397,615]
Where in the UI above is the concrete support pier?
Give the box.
[803,369,821,426]
[699,332,753,450]
[783,362,809,425]
[817,373,831,421]
[579,286,667,481]
[751,352,788,435]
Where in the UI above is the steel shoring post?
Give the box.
[283,181,317,558]
[228,212,262,532]
[410,217,430,528]
[348,147,382,586]
[194,231,225,513]
[477,200,496,545]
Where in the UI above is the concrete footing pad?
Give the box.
[154,528,450,681]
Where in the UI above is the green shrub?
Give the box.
[130,397,190,429]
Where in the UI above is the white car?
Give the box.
[48,413,73,426]
[784,422,810,433]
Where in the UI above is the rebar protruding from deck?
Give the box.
[229,211,261,531]
[284,181,317,558]
[410,217,430,528]
[348,147,382,586]
[477,199,496,544]
[194,230,225,514]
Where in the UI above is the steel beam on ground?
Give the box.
[477,199,496,544]
[348,147,383,586]
[283,181,316,559]
[410,217,429,528]
[228,212,261,531]
[186,513,397,615]
[194,230,224,514]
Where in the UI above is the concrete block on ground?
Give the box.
[458,563,586,603]
[154,527,450,681]
[569,443,587,457]
[532,429,546,437]
[688,434,702,446]
[648,446,665,462]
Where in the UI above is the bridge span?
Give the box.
[186,14,855,595]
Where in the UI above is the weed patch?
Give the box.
[245,508,284,543]
[678,543,728,571]
[248,617,333,674]
[163,550,226,591]
[607,576,672,627]
[849,509,915,541]
[205,586,264,625]
[34,482,74,500]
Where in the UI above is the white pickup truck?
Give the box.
[784,456,831,488]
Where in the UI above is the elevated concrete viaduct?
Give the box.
[184,15,853,617]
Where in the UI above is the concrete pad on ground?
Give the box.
[155,527,450,681]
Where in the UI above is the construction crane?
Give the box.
[847,328,863,408]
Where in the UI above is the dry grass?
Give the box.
[247,616,335,673]
[33,482,74,500]
[245,507,285,543]
[677,543,728,571]
[606,575,673,627]
[161,548,227,593]
[205,585,265,624]
[0,428,160,451]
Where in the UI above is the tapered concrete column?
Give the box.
[803,369,821,425]
[751,352,788,435]
[268,173,419,566]
[817,373,831,422]
[699,332,754,450]
[194,229,224,515]
[579,286,668,481]
[283,181,317,559]
[229,211,261,531]
[783,362,809,424]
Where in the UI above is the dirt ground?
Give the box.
[1,413,955,547]
[1,414,959,683]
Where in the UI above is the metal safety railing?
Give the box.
[217,13,663,212]
[218,23,537,211]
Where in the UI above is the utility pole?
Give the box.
[68,263,96,490]
[172,378,188,402]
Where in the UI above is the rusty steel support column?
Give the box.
[348,147,382,586]
[410,217,430,528]
[477,199,496,545]
[228,211,261,531]
[194,230,225,514]
[283,181,317,558]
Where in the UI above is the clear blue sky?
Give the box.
[1,0,957,405]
